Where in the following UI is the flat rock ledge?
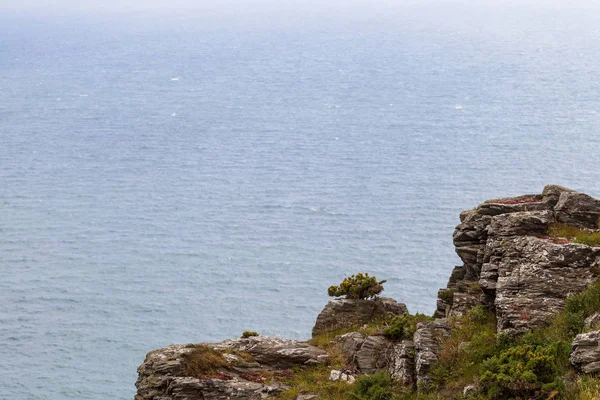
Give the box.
[135,336,327,400]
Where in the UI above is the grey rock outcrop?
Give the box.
[336,332,415,386]
[336,333,393,374]
[312,297,407,337]
[135,337,327,400]
[387,340,415,387]
[555,191,600,229]
[437,185,600,336]
[414,321,451,387]
[484,236,600,335]
[571,330,600,374]
[584,313,600,331]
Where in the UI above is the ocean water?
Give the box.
[1,4,600,399]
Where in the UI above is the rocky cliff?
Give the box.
[135,185,600,400]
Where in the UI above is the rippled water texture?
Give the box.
[1,5,600,399]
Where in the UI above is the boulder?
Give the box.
[571,330,600,374]
[312,297,407,337]
[555,191,600,229]
[542,184,575,207]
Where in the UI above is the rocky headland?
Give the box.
[135,185,600,399]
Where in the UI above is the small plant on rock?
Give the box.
[328,273,387,300]
[242,331,259,338]
[383,313,433,340]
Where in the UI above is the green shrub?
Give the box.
[480,342,567,397]
[349,372,400,400]
[328,273,387,300]
[383,313,432,340]
[427,305,498,395]
[242,331,259,338]
[438,289,456,305]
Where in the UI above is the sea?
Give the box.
[1,3,600,398]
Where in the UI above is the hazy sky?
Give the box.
[2,0,598,14]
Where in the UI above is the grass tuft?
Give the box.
[547,223,600,247]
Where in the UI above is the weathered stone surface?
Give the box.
[312,297,407,337]
[463,384,478,397]
[571,330,600,374]
[555,191,600,229]
[329,369,355,384]
[585,313,600,331]
[448,292,482,318]
[220,336,328,369]
[542,184,575,207]
[354,335,393,374]
[336,332,366,357]
[135,337,325,400]
[414,321,451,387]
[387,340,415,387]
[486,210,553,237]
[483,236,600,335]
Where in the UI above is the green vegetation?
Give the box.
[181,345,230,378]
[428,283,600,399]
[281,282,600,399]
[349,372,402,400]
[383,313,433,340]
[328,273,387,300]
[547,223,600,247]
[278,365,354,400]
[242,330,259,338]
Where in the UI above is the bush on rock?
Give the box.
[328,273,387,300]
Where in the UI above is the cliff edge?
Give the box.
[135,185,600,399]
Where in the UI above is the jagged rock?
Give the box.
[585,313,600,330]
[463,384,478,397]
[414,321,451,387]
[387,340,415,386]
[135,337,325,400]
[329,369,356,384]
[312,297,407,337]
[354,335,394,374]
[571,330,600,374]
[542,184,575,207]
[448,292,482,318]
[483,236,600,335]
[336,332,366,357]
[555,191,600,229]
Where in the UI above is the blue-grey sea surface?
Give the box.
[1,4,600,399]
